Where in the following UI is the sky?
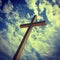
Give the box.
[0,0,60,60]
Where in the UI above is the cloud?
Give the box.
[0,30,14,58]
[52,0,56,3]
[3,0,13,13]
[25,0,44,20]
[25,0,37,10]
[39,0,60,27]
[0,0,2,6]
[26,13,30,19]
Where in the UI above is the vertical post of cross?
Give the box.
[13,15,37,60]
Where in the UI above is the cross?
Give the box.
[13,15,46,60]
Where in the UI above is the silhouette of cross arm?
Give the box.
[20,21,46,28]
[13,15,46,60]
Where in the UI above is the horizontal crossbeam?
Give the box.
[20,21,46,28]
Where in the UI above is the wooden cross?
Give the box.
[13,15,46,60]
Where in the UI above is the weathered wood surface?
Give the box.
[20,21,46,28]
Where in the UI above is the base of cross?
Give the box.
[13,15,46,60]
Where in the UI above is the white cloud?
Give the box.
[26,13,30,19]
[25,0,44,20]
[0,29,14,58]
[25,0,38,16]
[3,0,13,13]
[6,11,20,20]
[52,0,56,3]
